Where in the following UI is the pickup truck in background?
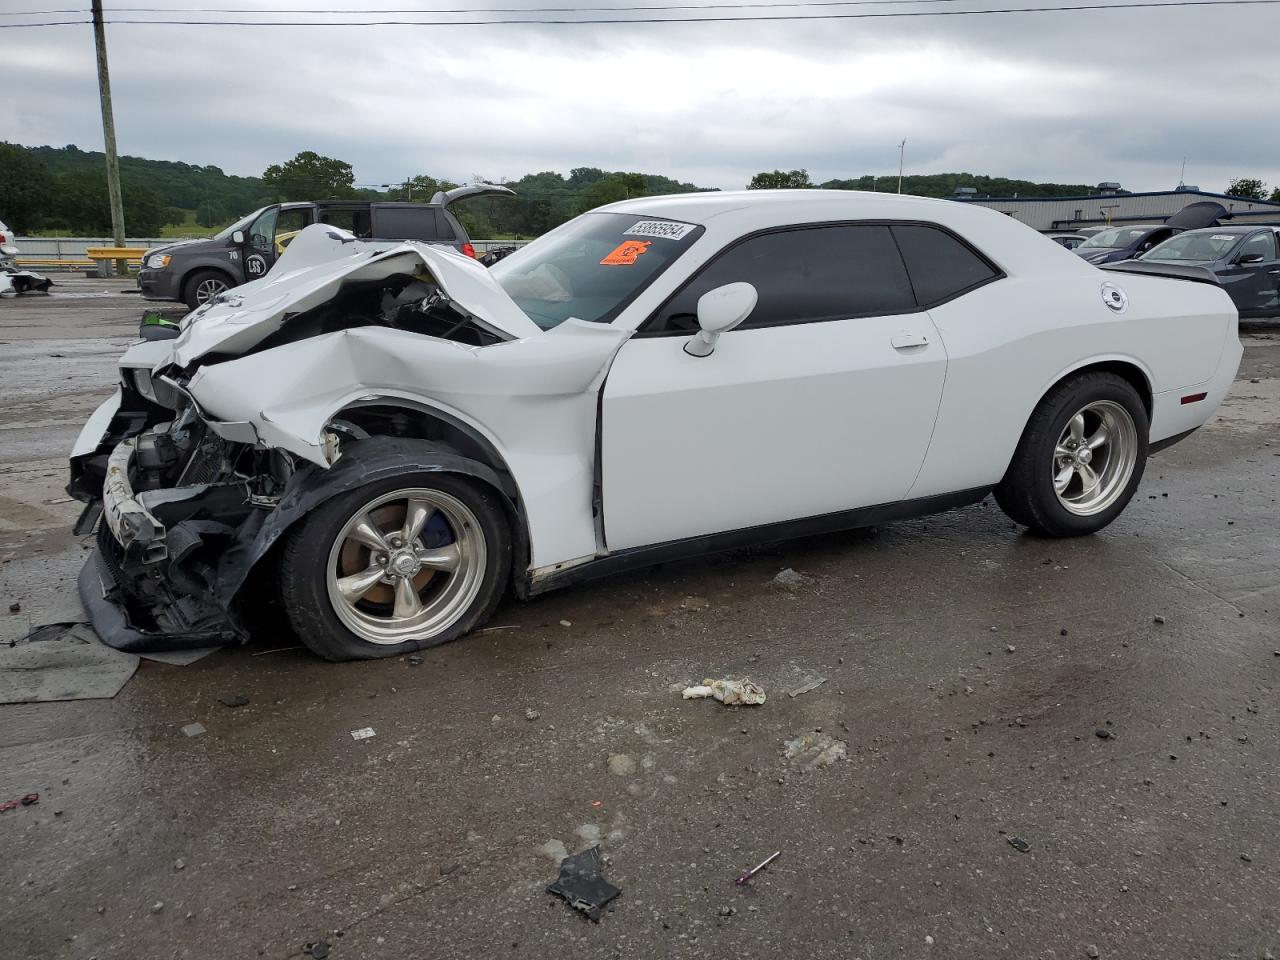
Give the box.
[137,185,514,310]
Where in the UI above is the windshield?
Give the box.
[490,212,705,329]
[212,207,269,243]
[1079,227,1151,250]
[1142,231,1240,262]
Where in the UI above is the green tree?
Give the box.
[747,169,813,190]
[1271,187,1280,203]
[1226,177,1267,200]
[578,172,647,213]
[0,142,55,232]
[195,199,225,228]
[262,151,355,200]
[162,207,187,227]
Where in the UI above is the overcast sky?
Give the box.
[5,1,1280,193]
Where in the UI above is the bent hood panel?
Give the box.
[167,224,540,367]
[186,318,631,463]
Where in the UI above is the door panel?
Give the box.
[601,313,947,551]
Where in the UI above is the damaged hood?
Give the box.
[166,224,541,367]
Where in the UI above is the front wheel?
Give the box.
[182,269,232,311]
[279,472,511,660]
[995,371,1149,537]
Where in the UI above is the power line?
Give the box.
[4,0,1278,25]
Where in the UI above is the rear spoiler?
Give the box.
[430,184,515,207]
[1099,261,1221,286]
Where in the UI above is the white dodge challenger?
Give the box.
[68,191,1241,659]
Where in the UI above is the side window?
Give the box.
[274,209,312,246]
[1240,231,1277,261]
[647,225,915,333]
[248,207,278,253]
[317,209,371,237]
[891,224,1000,306]
[370,207,441,242]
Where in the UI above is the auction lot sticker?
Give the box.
[624,220,696,241]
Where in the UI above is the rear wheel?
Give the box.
[995,372,1148,537]
[279,472,510,660]
[182,270,232,311]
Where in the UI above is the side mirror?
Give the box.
[231,230,245,245]
[684,282,758,357]
[1236,252,1265,265]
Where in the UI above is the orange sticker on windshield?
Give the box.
[600,240,651,265]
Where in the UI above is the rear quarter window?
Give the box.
[891,224,1001,306]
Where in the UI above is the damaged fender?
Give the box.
[185,318,631,569]
[212,436,519,609]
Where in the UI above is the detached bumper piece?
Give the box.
[0,265,53,295]
[78,436,252,653]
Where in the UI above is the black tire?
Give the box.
[279,471,511,661]
[182,269,233,311]
[994,371,1149,537]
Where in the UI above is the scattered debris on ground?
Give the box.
[783,732,847,769]
[682,678,766,706]
[540,839,570,862]
[772,568,812,588]
[546,845,621,922]
[217,694,249,708]
[735,850,781,886]
[606,754,636,775]
[350,727,376,741]
[788,678,826,698]
[304,939,330,958]
[0,793,39,813]
[525,708,540,721]
[0,623,138,704]
[1008,836,1031,853]
[181,723,206,737]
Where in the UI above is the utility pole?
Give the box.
[897,139,906,194]
[91,0,127,274]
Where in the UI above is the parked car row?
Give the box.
[1065,201,1280,318]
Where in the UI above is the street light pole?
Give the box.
[897,139,906,195]
[91,0,127,272]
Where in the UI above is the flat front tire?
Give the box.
[995,371,1149,537]
[279,472,511,661]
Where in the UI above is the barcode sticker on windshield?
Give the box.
[624,220,696,241]
[1211,235,1234,241]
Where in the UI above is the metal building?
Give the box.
[956,186,1280,233]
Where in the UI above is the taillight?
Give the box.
[462,242,476,259]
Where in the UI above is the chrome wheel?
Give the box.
[324,488,486,645]
[1052,400,1138,516]
[194,277,228,304]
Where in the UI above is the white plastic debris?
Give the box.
[783,732,848,769]
[181,723,206,737]
[772,567,811,588]
[681,678,766,706]
[350,727,376,741]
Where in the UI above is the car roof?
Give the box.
[1175,224,1275,235]
[597,189,981,225]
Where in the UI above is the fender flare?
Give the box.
[213,436,524,609]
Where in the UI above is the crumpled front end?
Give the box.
[69,356,292,652]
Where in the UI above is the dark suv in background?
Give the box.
[138,185,513,310]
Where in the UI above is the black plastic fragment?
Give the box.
[1007,836,1031,853]
[546,846,621,922]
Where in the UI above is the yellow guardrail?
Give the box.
[85,246,147,265]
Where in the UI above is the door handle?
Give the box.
[891,332,930,349]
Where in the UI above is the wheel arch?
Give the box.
[181,264,237,301]
[1039,357,1153,419]
[217,432,533,617]
[330,401,533,583]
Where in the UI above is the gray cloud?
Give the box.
[5,1,1280,194]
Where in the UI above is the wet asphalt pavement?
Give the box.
[2,278,1278,959]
